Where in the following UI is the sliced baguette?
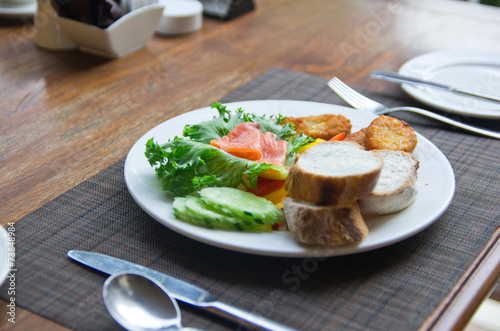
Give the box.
[359,150,419,216]
[283,197,368,245]
[285,141,383,206]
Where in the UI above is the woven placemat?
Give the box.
[2,67,499,330]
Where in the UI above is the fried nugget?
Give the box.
[281,114,352,140]
[344,128,366,146]
[364,115,417,152]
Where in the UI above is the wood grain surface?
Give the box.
[1,0,500,329]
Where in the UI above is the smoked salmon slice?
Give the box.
[210,122,288,166]
[260,131,287,166]
[210,122,263,160]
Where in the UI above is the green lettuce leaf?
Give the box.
[183,102,296,144]
[146,102,313,196]
[145,138,288,197]
[182,102,313,167]
[286,132,314,166]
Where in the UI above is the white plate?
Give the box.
[0,226,9,286]
[124,100,455,257]
[0,2,36,18]
[399,50,500,119]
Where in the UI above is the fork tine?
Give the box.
[334,78,374,108]
[327,78,366,108]
[327,78,357,107]
[327,77,380,110]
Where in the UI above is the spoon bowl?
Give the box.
[103,272,182,330]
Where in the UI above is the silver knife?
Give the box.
[67,250,295,331]
[371,70,500,105]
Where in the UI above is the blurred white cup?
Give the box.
[0,0,36,5]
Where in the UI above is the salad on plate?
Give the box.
[145,102,314,231]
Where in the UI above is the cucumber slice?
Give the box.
[173,197,212,228]
[173,196,272,231]
[198,187,283,225]
[185,196,248,230]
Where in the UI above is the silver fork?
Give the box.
[327,77,500,139]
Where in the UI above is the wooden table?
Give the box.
[1,0,499,329]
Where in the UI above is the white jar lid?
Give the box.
[156,0,203,35]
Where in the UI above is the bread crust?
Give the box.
[285,142,383,206]
[283,198,368,245]
[359,150,419,215]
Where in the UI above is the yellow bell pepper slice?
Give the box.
[298,138,326,153]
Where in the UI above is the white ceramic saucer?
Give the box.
[399,50,500,119]
[0,1,36,18]
[156,0,203,35]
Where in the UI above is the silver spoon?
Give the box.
[103,272,199,331]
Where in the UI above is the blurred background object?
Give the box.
[199,0,254,20]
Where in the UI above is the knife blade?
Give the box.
[371,70,500,105]
[68,250,295,331]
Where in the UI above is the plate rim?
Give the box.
[124,100,456,258]
[0,226,10,286]
[399,50,500,119]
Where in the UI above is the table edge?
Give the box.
[421,227,500,330]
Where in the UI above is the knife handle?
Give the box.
[205,301,296,331]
